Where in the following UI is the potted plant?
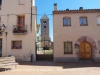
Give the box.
[17,24,22,28]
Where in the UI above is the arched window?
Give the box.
[97,16,100,25]
[79,17,87,26]
[63,17,71,26]
[43,21,47,25]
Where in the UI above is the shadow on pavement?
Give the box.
[0,68,11,72]
[18,61,100,69]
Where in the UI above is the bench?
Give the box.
[0,56,18,70]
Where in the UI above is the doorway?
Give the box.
[79,42,92,60]
[0,39,2,57]
[36,41,53,61]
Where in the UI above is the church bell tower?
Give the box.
[40,14,50,50]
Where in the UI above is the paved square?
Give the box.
[0,61,100,75]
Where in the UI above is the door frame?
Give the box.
[75,36,97,62]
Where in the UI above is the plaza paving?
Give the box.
[0,61,100,75]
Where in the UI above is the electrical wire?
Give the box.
[0,14,53,16]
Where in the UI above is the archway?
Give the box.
[75,36,97,61]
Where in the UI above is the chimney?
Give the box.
[79,7,83,10]
[54,3,57,11]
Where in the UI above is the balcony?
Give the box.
[13,25,27,34]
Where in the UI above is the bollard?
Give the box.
[30,54,33,62]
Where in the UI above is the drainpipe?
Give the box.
[31,0,32,32]
[6,14,9,56]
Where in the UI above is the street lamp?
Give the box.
[1,24,6,31]
[0,24,7,35]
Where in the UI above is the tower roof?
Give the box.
[41,14,49,20]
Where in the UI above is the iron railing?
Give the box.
[13,25,27,34]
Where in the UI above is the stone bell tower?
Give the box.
[40,14,50,50]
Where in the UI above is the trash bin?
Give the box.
[30,54,33,62]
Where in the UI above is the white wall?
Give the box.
[0,0,36,61]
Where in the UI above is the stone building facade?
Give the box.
[53,3,100,62]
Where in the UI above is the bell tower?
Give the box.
[40,14,50,49]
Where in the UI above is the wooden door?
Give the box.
[79,42,92,60]
[85,42,92,59]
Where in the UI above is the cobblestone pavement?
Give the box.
[0,61,100,75]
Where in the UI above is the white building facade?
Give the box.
[0,0,36,61]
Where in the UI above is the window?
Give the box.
[12,41,22,49]
[98,41,100,53]
[97,16,100,25]
[17,15,25,25]
[0,0,2,10]
[19,0,25,5]
[80,17,87,25]
[0,0,2,4]
[44,26,46,28]
[43,21,47,25]
[63,18,71,26]
[64,42,73,54]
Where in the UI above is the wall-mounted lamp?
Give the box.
[0,24,7,36]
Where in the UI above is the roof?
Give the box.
[41,14,49,19]
[53,7,100,14]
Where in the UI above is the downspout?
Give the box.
[6,14,9,56]
[31,0,32,32]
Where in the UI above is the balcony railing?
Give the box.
[13,25,27,34]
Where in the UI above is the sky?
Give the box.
[35,0,100,41]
